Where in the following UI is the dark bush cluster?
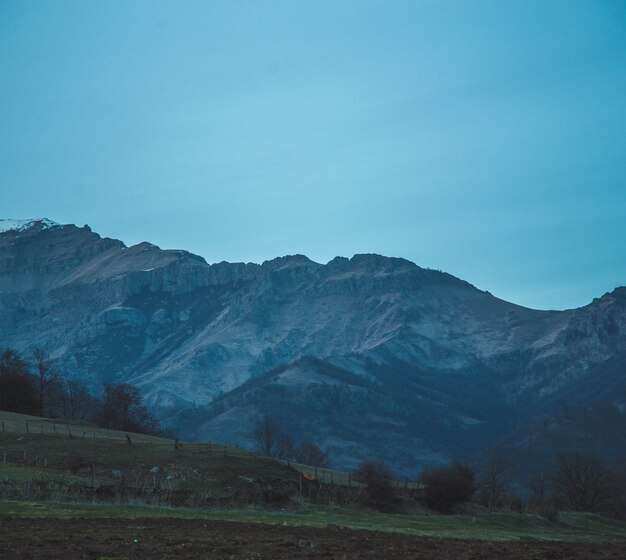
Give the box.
[0,348,39,414]
[353,460,401,512]
[419,461,475,513]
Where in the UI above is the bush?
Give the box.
[509,494,524,512]
[538,499,559,523]
[0,347,39,414]
[353,461,400,513]
[419,461,475,513]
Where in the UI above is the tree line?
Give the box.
[0,347,158,435]
[250,415,625,518]
[251,415,330,467]
[369,448,625,517]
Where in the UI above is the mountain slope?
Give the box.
[0,219,624,473]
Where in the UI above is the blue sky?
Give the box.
[1,0,625,310]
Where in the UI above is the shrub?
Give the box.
[538,499,559,523]
[419,461,475,513]
[353,460,400,513]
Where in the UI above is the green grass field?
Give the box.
[0,500,625,542]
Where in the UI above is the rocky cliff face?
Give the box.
[1,219,624,473]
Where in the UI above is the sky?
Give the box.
[1,0,625,310]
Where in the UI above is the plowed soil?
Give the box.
[0,517,623,559]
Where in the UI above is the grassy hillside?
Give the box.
[0,410,387,511]
[0,410,409,489]
[0,410,169,444]
[0,410,308,507]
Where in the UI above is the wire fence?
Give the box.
[0,412,167,445]
[0,411,420,490]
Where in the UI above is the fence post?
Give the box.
[25,421,29,434]
[1,420,4,432]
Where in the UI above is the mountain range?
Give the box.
[1,218,624,474]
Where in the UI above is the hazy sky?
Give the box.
[1,1,625,310]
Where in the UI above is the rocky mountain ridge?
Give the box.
[1,219,624,473]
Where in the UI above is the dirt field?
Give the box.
[0,517,624,560]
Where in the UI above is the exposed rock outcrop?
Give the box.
[1,219,624,473]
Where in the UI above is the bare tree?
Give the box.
[101,383,157,433]
[32,347,60,417]
[527,469,551,508]
[553,451,613,512]
[479,447,514,511]
[252,415,293,459]
[60,379,92,420]
[101,383,116,429]
[295,443,330,468]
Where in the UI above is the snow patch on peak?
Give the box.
[0,218,61,234]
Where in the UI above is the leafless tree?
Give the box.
[32,347,61,417]
[101,383,156,433]
[252,415,293,459]
[479,447,514,511]
[553,451,613,512]
[527,469,551,508]
[295,443,330,468]
[60,379,92,420]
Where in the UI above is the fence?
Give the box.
[0,416,165,445]
[0,411,419,491]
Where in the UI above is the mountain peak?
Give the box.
[349,253,418,271]
[262,254,320,270]
[0,218,61,234]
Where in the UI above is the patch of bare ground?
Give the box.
[0,517,624,560]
